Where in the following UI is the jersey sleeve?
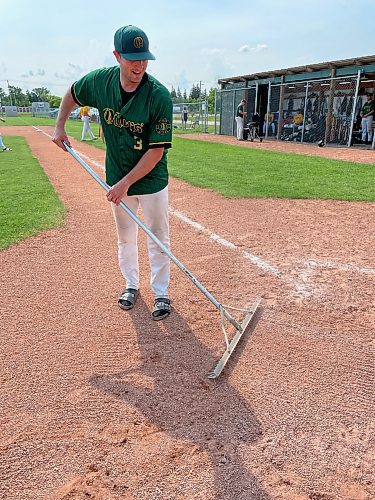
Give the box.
[71,69,101,108]
[148,89,173,150]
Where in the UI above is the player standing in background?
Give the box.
[235,99,247,140]
[360,93,375,144]
[52,25,173,321]
[181,106,188,129]
[79,106,96,141]
[0,117,12,151]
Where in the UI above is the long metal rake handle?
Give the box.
[63,143,242,331]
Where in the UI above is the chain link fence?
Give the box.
[173,101,208,132]
[215,73,371,147]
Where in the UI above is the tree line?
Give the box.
[170,84,217,114]
[0,83,218,113]
[0,86,62,108]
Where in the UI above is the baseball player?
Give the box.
[235,99,247,140]
[181,106,188,129]
[79,106,96,141]
[0,117,12,151]
[52,25,173,321]
[360,94,375,144]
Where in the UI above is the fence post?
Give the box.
[265,82,271,138]
[324,68,337,144]
[214,89,217,134]
[347,70,361,147]
[301,81,309,143]
[277,76,285,140]
[232,90,236,136]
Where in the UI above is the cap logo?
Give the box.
[133,37,144,49]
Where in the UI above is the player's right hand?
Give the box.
[52,129,71,151]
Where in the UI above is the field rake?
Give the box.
[64,143,261,378]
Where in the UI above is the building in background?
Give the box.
[31,102,50,118]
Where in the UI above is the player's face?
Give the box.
[114,51,148,88]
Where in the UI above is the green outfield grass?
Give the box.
[2,114,107,151]
[167,137,375,201]
[0,136,65,249]
[63,121,107,151]
[1,121,373,249]
[0,114,57,127]
[1,113,213,135]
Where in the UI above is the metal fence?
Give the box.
[173,100,208,132]
[215,85,256,136]
[215,72,371,147]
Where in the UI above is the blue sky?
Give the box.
[0,0,373,97]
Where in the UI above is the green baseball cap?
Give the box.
[114,25,155,61]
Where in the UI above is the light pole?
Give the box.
[7,80,13,106]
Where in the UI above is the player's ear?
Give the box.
[113,50,121,63]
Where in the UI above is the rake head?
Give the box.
[207,296,261,379]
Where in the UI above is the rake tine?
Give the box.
[208,296,261,379]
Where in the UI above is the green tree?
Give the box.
[48,95,62,108]
[0,87,9,105]
[27,87,51,102]
[176,87,182,99]
[170,86,177,98]
[183,89,187,101]
[207,87,217,114]
[8,86,29,106]
[189,84,200,100]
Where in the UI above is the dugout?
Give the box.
[217,55,375,148]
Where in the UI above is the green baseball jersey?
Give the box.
[236,104,244,117]
[72,66,172,195]
[362,100,375,116]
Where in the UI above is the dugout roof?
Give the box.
[218,55,375,86]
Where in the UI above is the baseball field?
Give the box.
[1,119,374,499]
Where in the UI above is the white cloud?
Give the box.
[251,44,268,52]
[20,68,46,79]
[55,63,84,81]
[239,43,268,53]
[202,48,226,56]
[173,70,190,89]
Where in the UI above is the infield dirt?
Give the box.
[1,127,374,499]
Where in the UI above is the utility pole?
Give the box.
[7,80,13,106]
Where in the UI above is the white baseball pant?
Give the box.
[361,116,373,142]
[81,116,95,140]
[111,186,170,298]
[235,116,244,140]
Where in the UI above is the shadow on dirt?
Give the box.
[90,297,270,499]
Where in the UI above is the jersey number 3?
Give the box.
[134,136,143,150]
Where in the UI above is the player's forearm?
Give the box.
[52,88,77,150]
[55,89,77,130]
[124,148,164,186]
[106,147,165,205]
